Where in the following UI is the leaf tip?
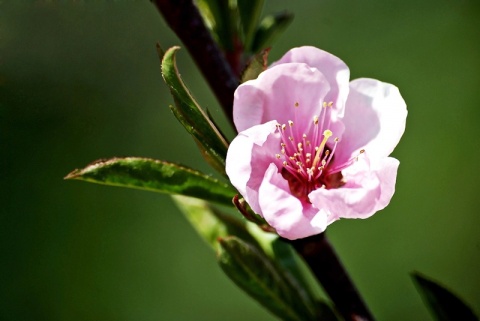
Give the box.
[64,169,80,180]
[64,158,115,181]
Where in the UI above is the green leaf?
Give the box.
[172,195,259,250]
[161,46,229,175]
[246,224,330,315]
[237,0,265,51]
[411,272,478,321]
[196,0,236,51]
[251,11,294,53]
[240,48,270,83]
[65,157,235,206]
[218,236,318,321]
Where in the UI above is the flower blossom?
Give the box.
[226,46,407,240]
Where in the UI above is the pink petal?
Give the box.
[309,155,400,223]
[258,163,327,240]
[225,121,280,215]
[334,78,407,166]
[271,46,350,116]
[233,63,331,133]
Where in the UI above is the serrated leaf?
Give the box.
[412,272,478,321]
[161,46,229,175]
[172,195,259,250]
[237,0,265,51]
[251,11,294,53]
[218,236,318,321]
[65,157,235,206]
[240,48,270,83]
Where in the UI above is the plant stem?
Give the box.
[151,0,238,125]
[287,233,375,321]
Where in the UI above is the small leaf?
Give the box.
[218,236,318,321]
[251,11,294,53]
[240,48,270,83]
[237,0,265,51]
[172,195,259,250]
[196,0,236,51]
[65,157,235,206]
[411,272,478,321]
[161,46,229,175]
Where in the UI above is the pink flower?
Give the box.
[226,46,407,240]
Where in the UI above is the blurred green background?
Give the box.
[1,1,479,320]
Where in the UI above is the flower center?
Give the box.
[274,101,362,203]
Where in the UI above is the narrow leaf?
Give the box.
[161,46,229,175]
[196,0,235,50]
[218,236,317,321]
[412,272,478,321]
[246,224,328,315]
[172,195,259,250]
[65,157,235,206]
[237,0,265,51]
[251,11,294,53]
[240,48,270,83]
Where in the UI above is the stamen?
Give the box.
[329,148,366,174]
[311,130,332,170]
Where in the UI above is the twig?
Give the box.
[151,0,238,125]
[286,233,375,321]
